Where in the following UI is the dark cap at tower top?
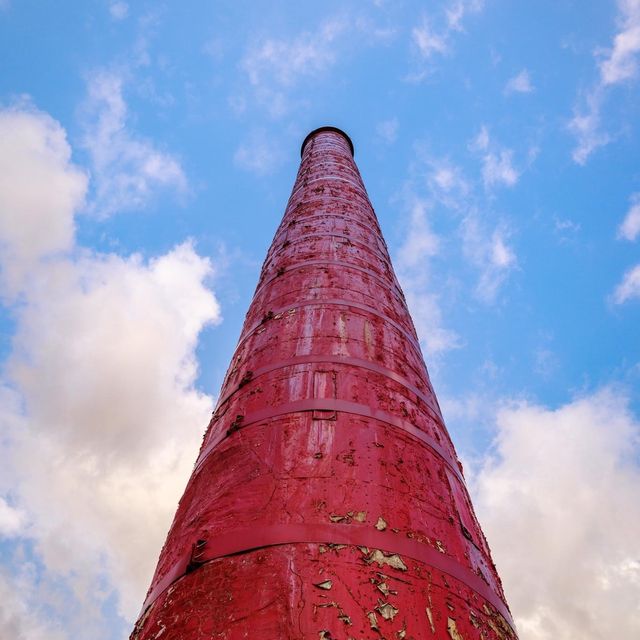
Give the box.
[301,126,355,158]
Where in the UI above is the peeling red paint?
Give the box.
[130,127,519,639]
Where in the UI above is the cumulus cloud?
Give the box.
[0,568,66,640]
[81,71,188,216]
[612,263,640,303]
[0,105,87,296]
[472,388,640,640]
[504,69,534,94]
[4,243,220,622]
[0,104,221,636]
[570,1,640,163]
[0,497,24,536]
[618,192,640,241]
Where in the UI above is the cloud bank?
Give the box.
[0,102,220,638]
[473,388,640,639]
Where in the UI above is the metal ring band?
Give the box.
[141,523,515,632]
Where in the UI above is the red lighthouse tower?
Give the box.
[131,127,518,639]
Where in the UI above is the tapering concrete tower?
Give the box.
[131,127,518,640]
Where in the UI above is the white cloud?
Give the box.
[4,243,219,624]
[108,1,128,20]
[600,0,640,85]
[462,216,517,302]
[353,14,398,44]
[504,69,534,94]
[570,1,640,163]
[568,88,610,165]
[612,263,640,303]
[81,71,188,216]
[554,217,581,235]
[0,104,222,636]
[396,144,516,315]
[0,568,67,640]
[0,105,87,296]
[409,1,484,77]
[472,388,640,640]
[243,18,346,87]
[240,17,347,117]
[397,198,440,268]
[618,192,640,241]
[0,497,24,536]
[412,19,449,58]
[396,198,460,357]
[430,165,457,190]
[425,156,470,210]
[482,149,519,187]
[490,230,516,268]
[470,126,520,188]
[233,128,284,175]
[376,118,399,144]
[470,124,490,151]
[376,117,399,144]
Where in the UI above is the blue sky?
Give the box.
[0,1,639,638]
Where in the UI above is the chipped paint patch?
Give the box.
[366,549,408,571]
[367,611,380,631]
[375,516,387,531]
[314,580,333,590]
[376,599,399,621]
[426,607,435,634]
[337,611,352,625]
[447,617,465,640]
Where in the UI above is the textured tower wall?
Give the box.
[131,129,518,640]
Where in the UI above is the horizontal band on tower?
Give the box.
[285,190,377,217]
[301,126,355,157]
[215,353,440,426]
[252,261,404,321]
[141,523,515,632]
[195,397,463,486]
[288,176,369,203]
[265,231,389,265]
[235,298,423,359]
[280,209,379,227]
[274,212,382,243]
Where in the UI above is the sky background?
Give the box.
[0,1,639,638]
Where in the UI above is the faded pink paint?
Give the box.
[130,127,518,640]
